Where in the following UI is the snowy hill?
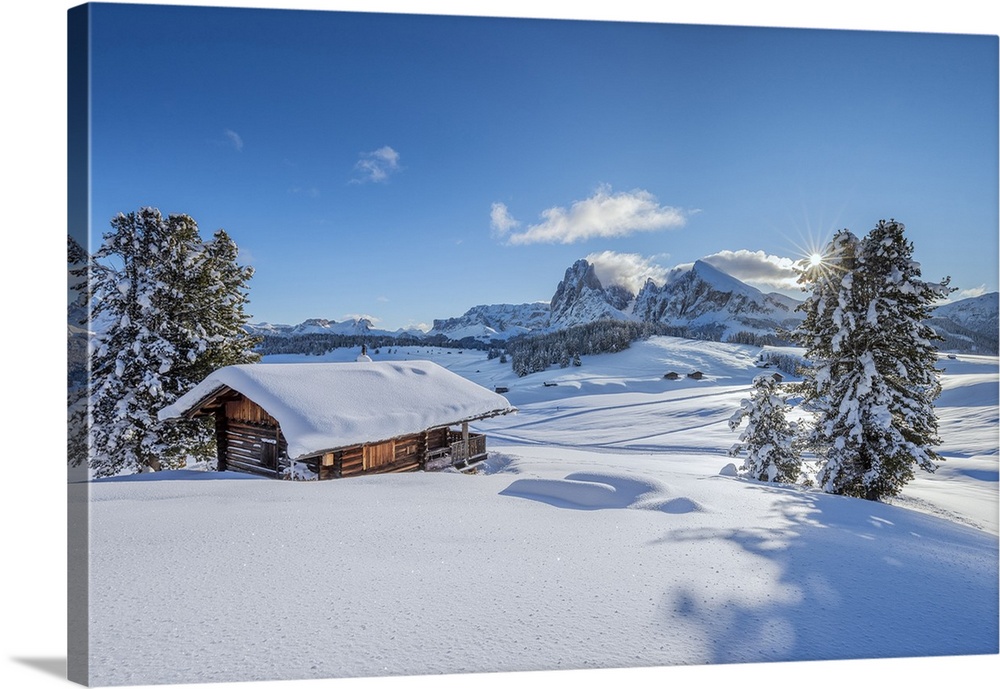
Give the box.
[81,338,999,685]
[929,292,999,354]
[426,301,551,341]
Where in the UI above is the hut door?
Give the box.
[260,439,278,471]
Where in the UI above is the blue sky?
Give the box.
[86,2,998,330]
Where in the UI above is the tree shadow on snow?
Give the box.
[648,485,999,665]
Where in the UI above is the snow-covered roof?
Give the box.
[159,361,515,458]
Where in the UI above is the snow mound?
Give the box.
[641,495,705,514]
[499,470,684,512]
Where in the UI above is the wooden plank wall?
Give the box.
[225,397,280,426]
[426,427,450,452]
[319,431,429,479]
[218,395,287,478]
[224,421,287,477]
[216,392,474,480]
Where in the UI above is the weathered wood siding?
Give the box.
[225,397,280,426]
[223,420,288,477]
[217,396,287,477]
[425,427,450,452]
[311,428,441,480]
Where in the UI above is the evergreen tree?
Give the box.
[71,208,259,477]
[795,220,952,500]
[192,228,261,377]
[728,374,801,483]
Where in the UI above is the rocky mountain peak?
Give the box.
[549,259,633,328]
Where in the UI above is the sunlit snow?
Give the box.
[78,337,998,685]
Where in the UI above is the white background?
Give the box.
[3,2,997,688]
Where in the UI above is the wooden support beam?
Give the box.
[215,410,228,472]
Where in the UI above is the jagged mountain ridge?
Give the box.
[245,317,421,340]
[549,259,633,328]
[631,259,804,337]
[426,302,551,341]
[242,258,998,352]
[544,258,804,340]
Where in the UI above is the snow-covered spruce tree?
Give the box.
[185,227,261,381]
[728,374,801,483]
[76,208,259,477]
[795,220,952,501]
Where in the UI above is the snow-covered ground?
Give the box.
[79,338,998,686]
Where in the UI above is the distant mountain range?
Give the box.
[245,257,998,353]
[927,292,999,354]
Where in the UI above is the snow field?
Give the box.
[83,337,998,685]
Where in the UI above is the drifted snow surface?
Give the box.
[82,338,999,686]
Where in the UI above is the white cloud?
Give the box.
[376,295,390,303]
[353,145,401,183]
[490,202,521,237]
[504,186,687,245]
[342,313,381,324]
[954,285,989,300]
[585,251,670,294]
[699,249,801,290]
[224,129,243,152]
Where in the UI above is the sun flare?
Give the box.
[809,253,823,267]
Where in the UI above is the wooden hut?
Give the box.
[688,371,705,380]
[158,361,516,480]
[663,371,681,380]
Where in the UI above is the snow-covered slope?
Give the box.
[81,339,999,685]
[427,302,551,341]
[929,292,999,354]
[935,293,999,332]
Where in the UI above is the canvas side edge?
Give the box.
[67,4,92,686]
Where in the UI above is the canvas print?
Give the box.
[67,2,999,687]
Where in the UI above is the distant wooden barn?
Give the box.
[663,371,681,380]
[158,361,515,480]
[688,371,705,380]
